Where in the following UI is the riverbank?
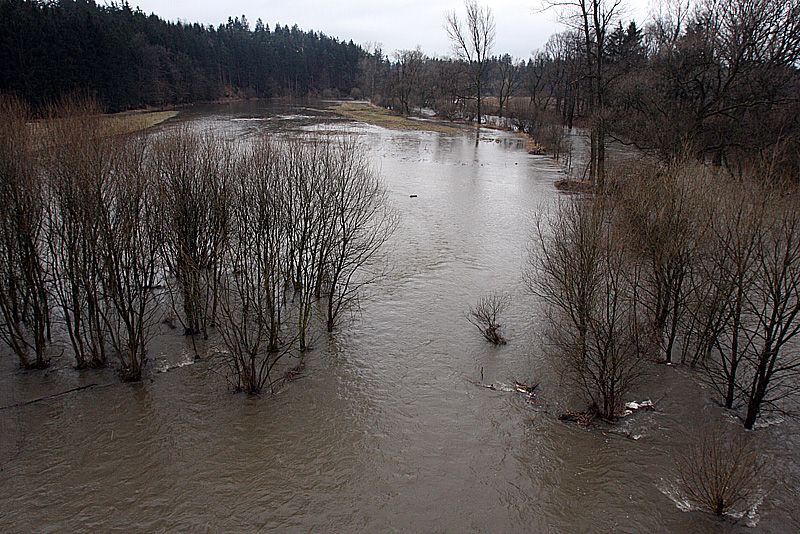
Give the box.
[106,110,179,134]
[331,101,463,134]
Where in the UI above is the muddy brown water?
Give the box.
[1,101,798,532]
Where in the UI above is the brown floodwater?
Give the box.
[1,101,798,532]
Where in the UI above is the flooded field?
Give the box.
[1,101,798,532]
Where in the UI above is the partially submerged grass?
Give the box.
[331,102,462,134]
[31,110,178,140]
[106,110,178,134]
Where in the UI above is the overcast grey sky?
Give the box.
[130,1,651,59]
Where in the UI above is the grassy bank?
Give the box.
[331,102,462,134]
[106,110,178,134]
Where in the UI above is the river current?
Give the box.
[1,101,798,532]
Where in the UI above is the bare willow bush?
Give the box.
[678,425,763,516]
[0,95,51,369]
[41,96,116,368]
[615,159,709,363]
[217,136,290,394]
[96,136,162,381]
[153,127,233,338]
[530,196,645,420]
[322,137,396,333]
[467,291,510,344]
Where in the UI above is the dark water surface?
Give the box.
[1,101,798,532]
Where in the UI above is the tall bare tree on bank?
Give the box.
[0,96,50,369]
[392,48,426,115]
[445,0,496,126]
[495,54,523,118]
[154,127,233,339]
[543,0,623,187]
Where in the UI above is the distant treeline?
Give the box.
[0,0,363,112]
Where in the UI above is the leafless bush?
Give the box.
[467,291,510,344]
[153,127,232,339]
[95,135,162,381]
[678,425,763,516]
[0,95,51,369]
[529,196,645,420]
[615,159,709,363]
[41,96,115,369]
[216,136,290,394]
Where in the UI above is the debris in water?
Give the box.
[623,399,655,413]
[469,378,538,401]
[284,360,306,381]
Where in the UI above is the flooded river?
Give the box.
[1,101,798,532]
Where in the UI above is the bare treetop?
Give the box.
[445,1,496,64]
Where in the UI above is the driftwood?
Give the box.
[0,382,114,411]
[470,378,538,401]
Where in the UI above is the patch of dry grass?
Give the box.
[331,102,462,134]
[106,110,178,134]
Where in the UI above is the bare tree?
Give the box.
[678,424,763,516]
[529,197,645,420]
[467,291,511,344]
[740,186,800,428]
[41,96,115,369]
[494,54,522,118]
[217,136,291,393]
[616,159,709,363]
[281,137,333,352]
[324,138,396,333]
[445,0,496,125]
[153,127,232,339]
[95,136,162,381]
[542,0,625,186]
[391,48,426,115]
[0,96,50,369]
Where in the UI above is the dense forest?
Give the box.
[0,0,363,111]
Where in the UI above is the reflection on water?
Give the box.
[1,101,798,532]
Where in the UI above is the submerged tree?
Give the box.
[323,138,396,333]
[678,424,763,516]
[530,197,644,420]
[96,136,162,381]
[467,291,511,345]
[41,96,115,369]
[217,137,290,394]
[154,127,233,339]
[0,96,50,369]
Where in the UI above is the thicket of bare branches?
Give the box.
[467,292,511,345]
[529,197,645,420]
[153,127,233,339]
[0,96,50,369]
[0,97,394,392]
[608,159,800,429]
[678,424,763,516]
